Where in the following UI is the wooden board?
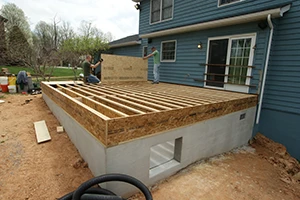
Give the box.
[101,54,148,83]
[41,83,108,145]
[34,120,51,143]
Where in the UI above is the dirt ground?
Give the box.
[0,93,299,200]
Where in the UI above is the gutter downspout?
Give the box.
[256,14,273,124]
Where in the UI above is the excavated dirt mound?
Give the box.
[251,133,300,184]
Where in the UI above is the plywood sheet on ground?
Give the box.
[101,54,147,83]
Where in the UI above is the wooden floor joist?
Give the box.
[116,94,173,110]
[67,85,146,115]
[42,81,258,146]
[75,85,162,113]
[116,84,218,104]
[57,85,128,118]
[100,86,194,107]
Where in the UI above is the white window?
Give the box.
[219,0,241,6]
[205,33,256,93]
[161,40,176,62]
[143,46,148,57]
[151,0,173,24]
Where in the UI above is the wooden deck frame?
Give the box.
[42,82,258,147]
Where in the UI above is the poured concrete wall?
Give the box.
[43,93,256,196]
[43,94,107,176]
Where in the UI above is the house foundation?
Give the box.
[42,81,257,196]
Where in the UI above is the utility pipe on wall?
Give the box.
[256,14,273,124]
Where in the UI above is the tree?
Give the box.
[7,26,32,65]
[0,3,32,45]
[78,20,107,38]
[34,21,53,50]
[60,21,75,42]
[7,25,59,81]
[0,16,8,65]
[60,35,109,80]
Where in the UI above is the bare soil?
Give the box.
[0,93,299,200]
[0,94,93,199]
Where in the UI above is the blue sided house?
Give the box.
[109,0,300,160]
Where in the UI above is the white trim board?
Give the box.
[141,6,290,38]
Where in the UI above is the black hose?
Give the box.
[58,173,152,200]
[59,188,117,200]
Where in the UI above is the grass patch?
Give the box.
[1,66,83,77]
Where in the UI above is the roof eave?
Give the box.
[109,40,141,48]
[140,5,291,39]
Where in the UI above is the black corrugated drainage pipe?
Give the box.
[58,173,153,200]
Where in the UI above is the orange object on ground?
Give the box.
[0,84,8,92]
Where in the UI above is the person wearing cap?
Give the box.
[143,46,160,84]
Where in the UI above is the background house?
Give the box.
[0,15,8,65]
[121,0,300,160]
[109,34,142,57]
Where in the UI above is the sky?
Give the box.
[0,0,140,40]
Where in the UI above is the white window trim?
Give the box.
[161,40,177,62]
[218,0,244,8]
[142,46,148,57]
[204,33,256,93]
[149,0,174,25]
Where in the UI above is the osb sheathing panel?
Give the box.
[42,82,258,147]
[106,96,258,146]
[41,83,108,145]
[101,54,148,83]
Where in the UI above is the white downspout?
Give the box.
[256,14,273,124]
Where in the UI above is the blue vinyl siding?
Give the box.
[139,0,293,35]
[261,0,300,115]
[258,0,300,160]
[147,22,269,93]
[110,45,142,57]
[259,110,300,160]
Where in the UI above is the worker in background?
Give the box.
[143,46,160,84]
[83,55,102,84]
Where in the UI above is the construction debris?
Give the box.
[294,172,300,181]
[34,120,51,143]
[21,99,33,106]
[56,126,64,133]
[72,158,84,169]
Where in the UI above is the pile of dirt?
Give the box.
[251,133,300,184]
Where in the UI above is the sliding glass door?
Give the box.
[205,34,256,93]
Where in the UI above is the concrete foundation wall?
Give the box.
[106,106,256,196]
[43,94,107,176]
[43,93,256,196]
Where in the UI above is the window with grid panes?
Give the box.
[151,0,173,23]
[161,41,176,61]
